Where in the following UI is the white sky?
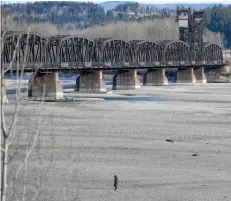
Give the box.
[2,0,231,4]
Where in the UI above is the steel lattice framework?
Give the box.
[1,31,227,72]
[204,43,223,62]
[175,7,205,61]
[2,31,47,64]
[175,7,192,45]
[191,10,205,61]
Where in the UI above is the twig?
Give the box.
[14,102,44,179]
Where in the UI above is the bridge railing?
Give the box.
[2,60,228,71]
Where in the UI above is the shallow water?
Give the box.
[103,97,171,102]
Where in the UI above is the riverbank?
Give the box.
[3,82,231,201]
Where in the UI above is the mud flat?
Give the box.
[4,83,231,201]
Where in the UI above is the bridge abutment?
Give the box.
[112,70,140,90]
[177,68,196,83]
[1,79,8,104]
[76,71,107,93]
[194,67,207,83]
[28,72,63,99]
[211,66,231,75]
[143,69,168,86]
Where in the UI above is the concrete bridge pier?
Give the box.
[76,71,107,93]
[113,70,140,90]
[143,69,168,86]
[194,67,207,83]
[28,72,63,99]
[1,79,8,104]
[205,66,231,83]
[177,68,196,83]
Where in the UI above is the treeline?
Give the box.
[1,1,230,47]
[2,1,106,29]
[78,19,179,41]
[1,1,175,28]
[114,2,174,18]
[114,2,140,13]
[204,4,231,48]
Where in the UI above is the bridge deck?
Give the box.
[3,61,228,72]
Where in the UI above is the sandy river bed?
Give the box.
[3,82,231,201]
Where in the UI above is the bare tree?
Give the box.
[2,11,223,44]
[203,27,223,47]
[1,11,48,201]
[1,13,80,201]
[76,19,179,41]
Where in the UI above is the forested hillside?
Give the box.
[2,1,106,29]
[1,1,231,47]
[1,1,175,27]
[204,4,231,47]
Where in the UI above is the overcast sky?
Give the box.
[2,0,231,4]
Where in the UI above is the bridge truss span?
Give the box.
[163,40,190,63]
[2,31,47,65]
[48,36,94,64]
[1,31,228,71]
[135,41,160,65]
[102,39,131,64]
[203,43,223,62]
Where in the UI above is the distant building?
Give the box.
[127,12,135,16]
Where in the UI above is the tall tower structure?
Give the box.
[175,7,192,45]
[191,10,205,61]
[175,7,205,61]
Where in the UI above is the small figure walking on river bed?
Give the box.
[114,175,118,190]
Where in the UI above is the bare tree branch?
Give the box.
[2,34,22,75]
[14,98,45,180]
[7,26,31,146]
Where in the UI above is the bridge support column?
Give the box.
[1,79,8,104]
[194,67,207,83]
[177,68,196,83]
[76,71,107,93]
[113,70,140,90]
[28,72,63,99]
[143,69,168,86]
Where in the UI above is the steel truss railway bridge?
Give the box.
[1,7,230,101]
[1,31,227,71]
